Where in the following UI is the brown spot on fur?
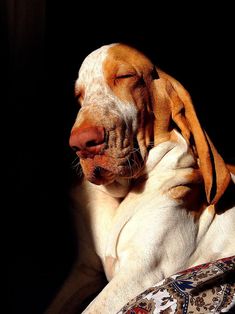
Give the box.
[169,185,192,199]
[169,183,205,216]
[207,204,215,212]
[168,169,206,218]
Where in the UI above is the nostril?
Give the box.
[86,140,100,147]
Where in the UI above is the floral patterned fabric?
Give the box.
[117,256,235,314]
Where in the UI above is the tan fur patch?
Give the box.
[103,44,153,105]
[168,185,192,199]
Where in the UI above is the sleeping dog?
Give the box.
[46,43,235,313]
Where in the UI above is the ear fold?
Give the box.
[151,69,231,204]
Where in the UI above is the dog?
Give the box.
[46,43,235,313]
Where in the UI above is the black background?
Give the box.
[5,1,234,313]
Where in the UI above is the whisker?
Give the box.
[126,156,133,178]
[78,167,83,178]
[130,157,142,174]
[72,160,80,170]
[72,156,80,166]
[131,147,141,154]
[71,157,84,177]
[75,166,82,176]
[131,156,139,168]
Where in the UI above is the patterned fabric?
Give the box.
[117,256,235,314]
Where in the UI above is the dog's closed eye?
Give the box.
[115,73,136,79]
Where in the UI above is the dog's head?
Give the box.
[69,44,155,185]
[69,43,230,204]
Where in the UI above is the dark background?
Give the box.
[5,1,234,313]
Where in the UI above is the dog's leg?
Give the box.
[81,264,160,314]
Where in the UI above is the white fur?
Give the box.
[75,44,138,132]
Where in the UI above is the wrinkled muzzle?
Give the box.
[69,103,146,185]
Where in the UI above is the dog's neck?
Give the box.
[104,130,197,199]
[103,178,131,198]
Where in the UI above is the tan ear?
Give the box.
[151,69,231,204]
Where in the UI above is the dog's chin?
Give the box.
[84,164,145,187]
[85,167,115,186]
[81,148,146,186]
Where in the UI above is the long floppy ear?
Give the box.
[151,69,231,204]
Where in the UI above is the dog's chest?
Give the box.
[101,179,180,281]
[86,138,209,280]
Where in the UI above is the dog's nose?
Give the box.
[69,126,106,157]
